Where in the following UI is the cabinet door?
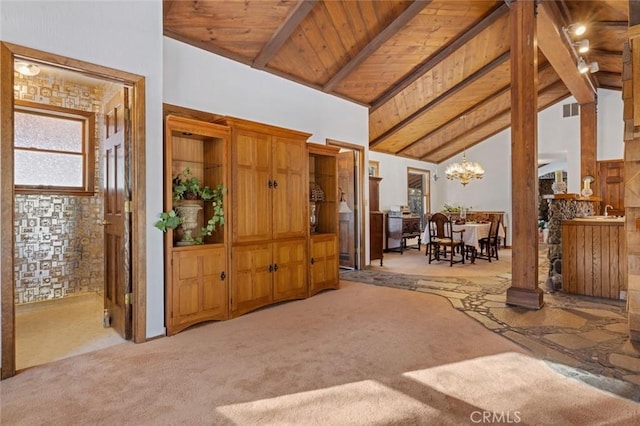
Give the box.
[272,136,307,240]
[310,234,339,296]
[273,239,307,301]
[230,243,273,316]
[232,129,272,243]
[169,246,227,335]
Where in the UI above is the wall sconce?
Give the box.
[432,170,439,182]
[577,57,599,74]
[338,187,352,214]
[14,61,40,76]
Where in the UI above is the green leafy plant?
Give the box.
[155,167,227,244]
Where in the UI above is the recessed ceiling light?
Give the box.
[14,61,40,76]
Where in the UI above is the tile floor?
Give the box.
[342,245,640,401]
[16,292,124,370]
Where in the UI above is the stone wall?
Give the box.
[545,196,598,290]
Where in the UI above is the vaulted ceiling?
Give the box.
[163,0,628,164]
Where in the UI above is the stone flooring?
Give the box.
[340,246,640,402]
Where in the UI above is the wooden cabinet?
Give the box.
[163,115,230,335]
[385,215,422,253]
[309,234,339,295]
[220,117,311,317]
[230,239,307,316]
[170,246,227,333]
[562,218,627,299]
[369,176,383,265]
[227,119,308,244]
[308,143,339,296]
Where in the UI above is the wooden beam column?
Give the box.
[506,0,543,309]
[625,0,640,342]
[580,102,598,192]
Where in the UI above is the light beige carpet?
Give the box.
[2,281,638,425]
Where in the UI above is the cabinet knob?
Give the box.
[273,180,278,189]
[269,264,273,272]
[273,264,279,271]
[220,271,226,280]
[310,258,315,265]
[268,180,273,188]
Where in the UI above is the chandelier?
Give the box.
[445,151,484,186]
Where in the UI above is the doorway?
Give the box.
[1,42,147,379]
[327,139,365,270]
[407,168,431,228]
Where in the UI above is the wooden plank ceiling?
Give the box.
[164,0,629,164]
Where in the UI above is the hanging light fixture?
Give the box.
[445,150,484,186]
[338,187,352,213]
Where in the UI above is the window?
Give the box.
[407,168,431,228]
[14,101,95,195]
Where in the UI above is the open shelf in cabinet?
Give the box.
[165,115,229,247]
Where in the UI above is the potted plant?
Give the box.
[155,167,227,245]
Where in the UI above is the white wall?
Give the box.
[367,151,436,212]
[383,87,625,247]
[598,89,624,160]
[1,0,166,338]
[163,38,368,146]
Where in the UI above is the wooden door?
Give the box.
[338,151,356,268]
[232,129,272,243]
[168,246,227,335]
[230,243,273,316]
[272,239,307,301]
[103,88,132,339]
[598,160,625,216]
[309,234,339,296]
[272,136,307,240]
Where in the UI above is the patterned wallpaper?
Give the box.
[13,70,108,304]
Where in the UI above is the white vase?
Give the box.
[310,202,318,233]
[551,181,567,194]
[175,203,202,245]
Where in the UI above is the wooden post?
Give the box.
[506,0,543,309]
[580,102,597,193]
[626,0,640,342]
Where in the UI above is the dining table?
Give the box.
[422,220,505,259]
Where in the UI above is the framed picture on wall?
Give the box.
[369,160,379,177]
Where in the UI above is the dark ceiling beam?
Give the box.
[589,49,624,56]
[164,29,254,66]
[421,81,570,163]
[163,0,176,21]
[370,2,509,112]
[253,0,319,69]
[369,51,509,148]
[537,0,596,104]
[398,61,555,156]
[592,20,630,27]
[396,85,509,156]
[322,0,432,92]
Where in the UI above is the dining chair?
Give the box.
[426,212,466,266]
[477,214,501,262]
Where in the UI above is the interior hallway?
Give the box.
[341,245,640,400]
